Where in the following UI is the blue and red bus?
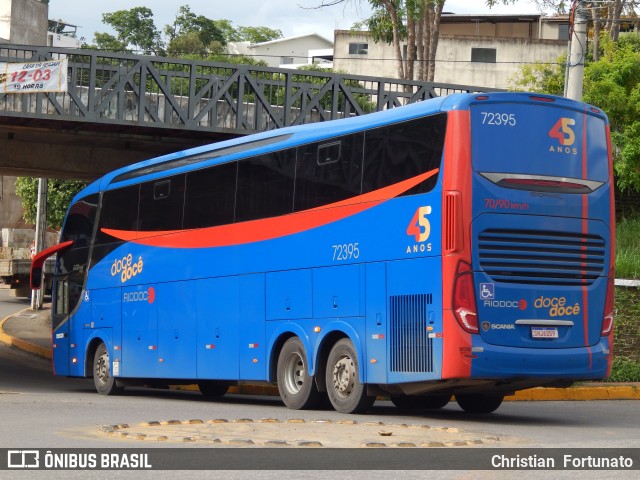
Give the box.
[32,92,615,414]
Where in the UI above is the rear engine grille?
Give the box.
[389,294,433,373]
[478,229,606,286]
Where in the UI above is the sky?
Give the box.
[48,0,543,45]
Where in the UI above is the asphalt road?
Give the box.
[0,288,638,479]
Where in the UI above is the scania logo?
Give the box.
[482,322,516,331]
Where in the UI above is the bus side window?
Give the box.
[294,132,363,211]
[318,141,341,165]
[95,186,140,244]
[139,174,185,231]
[183,162,237,229]
[362,113,446,196]
[236,151,295,222]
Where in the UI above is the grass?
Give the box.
[606,217,640,381]
[607,287,640,381]
[607,357,640,382]
[616,216,640,279]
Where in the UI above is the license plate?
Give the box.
[531,327,558,339]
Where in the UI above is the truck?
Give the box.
[0,228,56,297]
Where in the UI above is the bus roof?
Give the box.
[74,92,604,203]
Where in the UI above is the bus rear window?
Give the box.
[471,103,609,184]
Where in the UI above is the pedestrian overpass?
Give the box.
[0,44,499,179]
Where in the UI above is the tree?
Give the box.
[15,178,87,230]
[91,5,283,61]
[235,26,283,43]
[583,36,640,191]
[97,7,163,54]
[510,33,640,192]
[166,31,210,57]
[165,5,226,55]
[529,1,640,57]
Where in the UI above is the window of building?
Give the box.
[558,24,569,41]
[349,43,368,55]
[281,57,294,64]
[471,47,497,63]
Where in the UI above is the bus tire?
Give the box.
[277,337,322,410]
[325,338,375,414]
[455,393,504,414]
[198,381,229,398]
[391,394,451,410]
[93,342,123,395]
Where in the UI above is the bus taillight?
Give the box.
[601,272,614,336]
[453,261,479,334]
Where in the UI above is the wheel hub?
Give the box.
[284,353,305,394]
[332,355,354,397]
[96,354,109,384]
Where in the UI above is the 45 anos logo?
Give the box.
[406,205,433,254]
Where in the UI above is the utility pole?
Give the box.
[31,178,47,310]
[565,0,589,101]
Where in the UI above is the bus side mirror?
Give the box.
[29,240,74,291]
[30,267,43,290]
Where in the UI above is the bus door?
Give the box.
[51,274,71,376]
[52,270,90,376]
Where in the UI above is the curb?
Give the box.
[506,384,640,401]
[1,311,638,402]
[0,310,52,360]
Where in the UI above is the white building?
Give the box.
[48,19,84,48]
[228,33,334,69]
[0,0,47,45]
[334,14,569,89]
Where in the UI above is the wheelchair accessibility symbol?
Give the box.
[480,283,495,300]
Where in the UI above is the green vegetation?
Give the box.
[608,357,640,382]
[616,216,640,279]
[606,287,640,381]
[15,178,87,230]
[510,32,640,194]
[89,5,283,61]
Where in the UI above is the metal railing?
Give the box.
[0,45,501,135]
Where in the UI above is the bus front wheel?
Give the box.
[455,393,504,414]
[325,338,375,414]
[93,342,123,395]
[277,337,322,410]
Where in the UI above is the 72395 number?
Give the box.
[480,112,516,126]
[332,243,360,261]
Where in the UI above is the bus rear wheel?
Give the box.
[325,338,375,414]
[198,381,229,398]
[277,337,322,410]
[455,393,504,414]
[93,342,123,395]
[391,394,451,410]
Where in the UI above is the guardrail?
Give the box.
[0,45,502,135]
